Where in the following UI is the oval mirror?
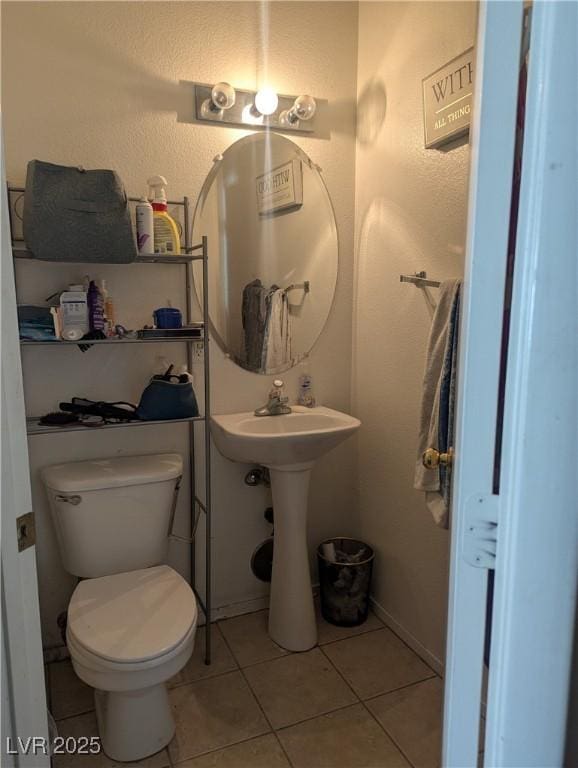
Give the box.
[193,133,338,374]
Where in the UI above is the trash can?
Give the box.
[317,537,374,627]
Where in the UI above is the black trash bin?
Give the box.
[317,538,374,627]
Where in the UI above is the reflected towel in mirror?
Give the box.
[242,279,269,370]
[262,287,292,371]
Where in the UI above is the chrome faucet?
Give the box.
[254,379,292,417]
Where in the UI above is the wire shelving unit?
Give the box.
[8,186,213,664]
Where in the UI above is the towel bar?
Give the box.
[400,271,441,288]
[284,281,310,294]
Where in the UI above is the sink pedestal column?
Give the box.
[268,465,317,652]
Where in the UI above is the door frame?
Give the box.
[444,1,578,765]
[443,2,524,764]
[484,1,578,764]
[1,124,50,767]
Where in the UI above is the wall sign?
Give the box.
[256,159,303,215]
[422,47,475,149]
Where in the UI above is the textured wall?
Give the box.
[353,1,477,667]
[1,1,358,648]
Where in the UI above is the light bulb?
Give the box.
[241,104,263,125]
[201,98,220,118]
[254,87,279,116]
[200,82,236,119]
[279,109,298,127]
[293,94,316,121]
[211,82,236,110]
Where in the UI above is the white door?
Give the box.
[444,1,578,766]
[1,126,50,766]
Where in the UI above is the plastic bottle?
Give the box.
[99,280,115,337]
[147,176,181,255]
[50,306,61,339]
[87,280,105,333]
[297,360,316,407]
[60,284,89,340]
[136,197,154,255]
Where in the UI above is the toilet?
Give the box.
[42,453,197,762]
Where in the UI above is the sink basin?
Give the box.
[211,406,360,469]
[211,405,361,653]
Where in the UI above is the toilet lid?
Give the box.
[68,565,197,664]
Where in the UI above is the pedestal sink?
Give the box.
[211,406,361,651]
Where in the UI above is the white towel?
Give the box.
[263,288,291,370]
[414,279,461,527]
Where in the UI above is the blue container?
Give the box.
[153,307,182,329]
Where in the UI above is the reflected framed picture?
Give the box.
[256,159,303,215]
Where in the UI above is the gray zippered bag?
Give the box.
[23,160,137,263]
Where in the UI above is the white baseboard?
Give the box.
[370,596,445,676]
[203,585,319,625]
[204,594,271,624]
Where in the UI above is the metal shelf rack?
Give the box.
[25,414,206,436]
[20,332,203,347]
[9,186,213,664]
[12,246,206,264]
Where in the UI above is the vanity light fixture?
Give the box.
[200,82,236,118]
[194,83,319,133]
[279,95,317,128]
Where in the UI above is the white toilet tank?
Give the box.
[42,454,183,578]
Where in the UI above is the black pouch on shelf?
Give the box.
[136,377,199,421]
[59,398,140,422]
[23,160,137,263]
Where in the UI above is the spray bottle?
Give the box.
[147,176,181,255]
[87,280,105,333]
[136,197,154,254]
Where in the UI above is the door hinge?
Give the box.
[16,511,36,552]
[462,493,499,568]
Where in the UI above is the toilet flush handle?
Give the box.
[55,494,82,505]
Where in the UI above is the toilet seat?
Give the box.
[68,565,197,665]
[67,617,196,675]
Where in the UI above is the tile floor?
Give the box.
[48,606,447,768]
